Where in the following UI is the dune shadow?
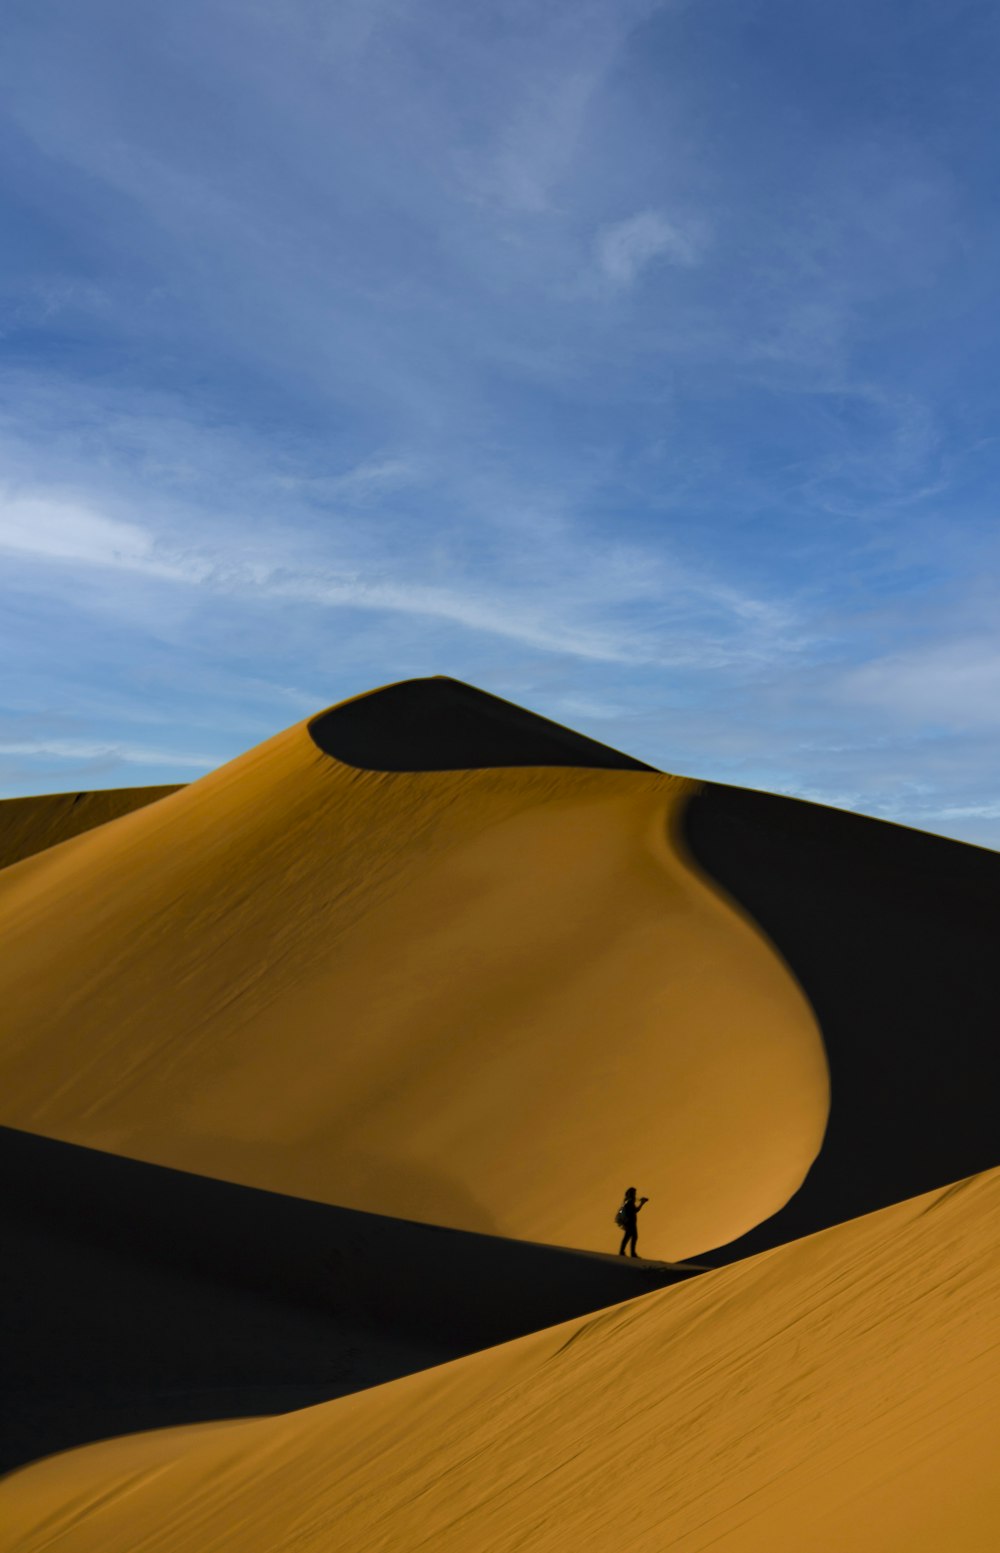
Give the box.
[308,677,656,772]
[682,784,1000,1263]
[1,1126,697,1473]
[12,709,1000,1471]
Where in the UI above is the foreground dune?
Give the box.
[0,680,828,1259]
[1,1124,701,1472]
[5,1165,996,1553]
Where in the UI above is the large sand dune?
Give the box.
[5,1166,996,1552]
[683,783,1000,1260]
[3,677,997,1546]
[0,679,827,1260]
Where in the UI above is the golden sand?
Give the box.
[3,684,996,1549]
[0,712,827,1259]
[5,1167,996,1553]
[0,785,179,872]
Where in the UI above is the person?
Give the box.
[617,1186,649,1258]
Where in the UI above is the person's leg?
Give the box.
[628,1229,639,1258]
[619,1229,629,1255]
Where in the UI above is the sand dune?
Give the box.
[309,674,657,771]
[1,1123,700,1472]
[0,679,828,1259]
[5,1166,996,1553]
[4,678,998,1546]
[683,783,1000,1260]
[0,785,179,872]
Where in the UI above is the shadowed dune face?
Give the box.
[0,787,180,872]
[6,680,1000,1548]
[682,784,1000,1261]
[6,1169,997,1553]
[308,676,656,772]
[0,1126,698,1472]
[0,684,828,1259]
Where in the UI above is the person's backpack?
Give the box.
[614,1202,627,1228]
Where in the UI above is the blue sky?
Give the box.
[2,0,1000,846]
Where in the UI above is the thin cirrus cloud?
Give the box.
[0,738,219,769]
[841,641,1000,731]
[595,210,707,287]
[0,493,163,572]
[0,480,792,673]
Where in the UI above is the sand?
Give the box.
[1,1124,701,1472]
[309,674,657,771]
[0,785,179,872]
[3,677,996,1548]
[683,781,1000,1260]
[0,682,828,1260]
[4,1166,997,1552]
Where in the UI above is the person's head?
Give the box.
[625,1186,636,1199]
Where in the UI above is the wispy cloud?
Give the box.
[2,1,1000,845]
[595,210,706,287]
[841,639,1000,730]
[0,738,218,768]
[304,457,426,502]
[933,802,1000,820]
[1,459,794,672]
[0,492,158,570]
[459,0,668,213]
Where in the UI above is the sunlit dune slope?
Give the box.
[6,1167,996,1553]
[0,786,180,872]
[0,678,827,1258]
[684,784,1000,1260]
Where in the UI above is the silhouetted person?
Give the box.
[616,1186,648,1257]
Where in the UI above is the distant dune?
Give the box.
[0,785,179,872]
[2,677,997,1549]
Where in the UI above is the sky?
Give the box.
[2,0,1000,847]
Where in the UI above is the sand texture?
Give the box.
[0,684,828,1260]
[3,678,997,1547]
[1,1124,701,1472]
[4,1167,997,1553]
[0,785,180,872]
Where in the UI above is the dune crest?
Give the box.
[0,681,827,1259]
[309,675,656,771]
